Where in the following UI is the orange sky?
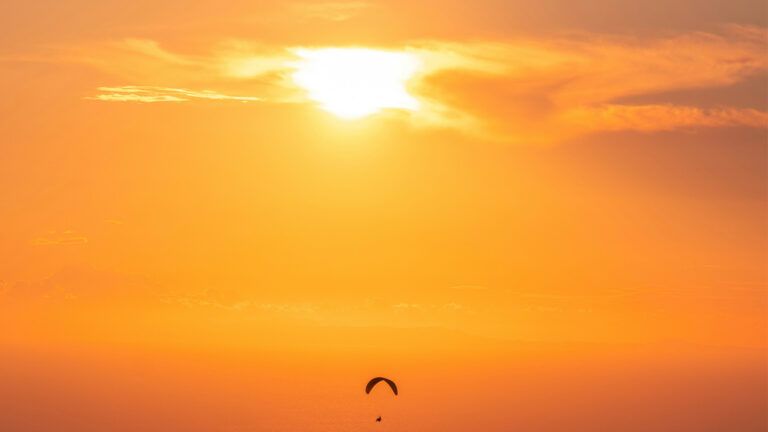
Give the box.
[1,1,766,431]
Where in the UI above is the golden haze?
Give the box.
[0,0,766,431]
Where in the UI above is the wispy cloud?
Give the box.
[392,302,467,312]
[87,86,262,103]
[31,230,88,246]
[450,285,491,291]
[563,105,768,132]
[74,26,768,142]
[410,26,768,142]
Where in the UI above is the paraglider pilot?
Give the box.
[366,377,398,423]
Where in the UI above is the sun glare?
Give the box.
[291,48,420,119]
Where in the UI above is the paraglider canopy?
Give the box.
[365,377,398,396]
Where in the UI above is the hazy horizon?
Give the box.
[1,0,766,430]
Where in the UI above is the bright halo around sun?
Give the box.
[291,48,420,119]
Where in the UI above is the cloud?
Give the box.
[31,230,88,246]
[392,302,467,312]
[71,38,298,103]
[2,266,155,303]
[74,26,767,142]
[87,86,262,103]
[450,285,490,291]
[563,105,768,132]
[392,302,422,311]
[410,26,768,142]
[163,293,321,317]
[69,38,214,84]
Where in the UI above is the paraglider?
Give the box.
[365,377,398,396]
[366,377,397,423]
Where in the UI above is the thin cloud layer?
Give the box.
[88,86,262,103]
[564,105,768,132]
[411,26,768,142]
[31,230,88,246]
[78,26,768,143]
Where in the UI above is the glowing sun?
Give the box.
[292,48,420,119]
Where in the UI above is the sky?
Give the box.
[1,1,766,431]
